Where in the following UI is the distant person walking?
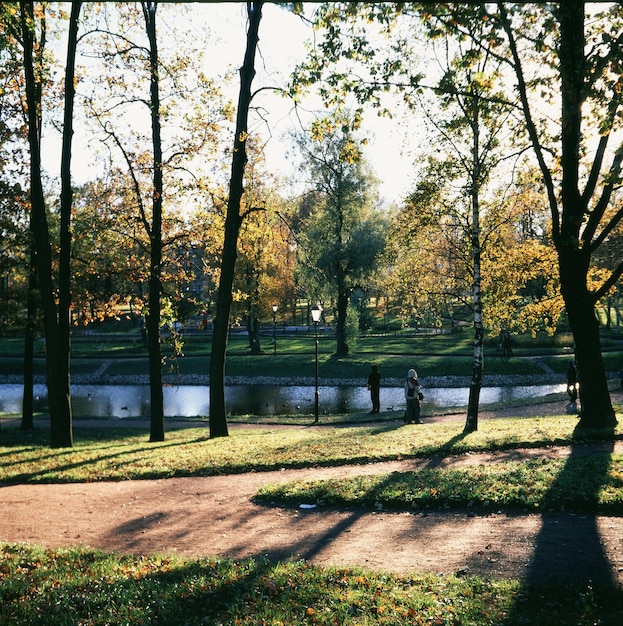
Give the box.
[501,331,514,357]
[367,365,381,414]
[566,360,578,413]
[403,368,422,424]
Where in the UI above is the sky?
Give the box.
[183,2,416,205]
[45,2,415,206]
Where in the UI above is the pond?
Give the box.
[0,382,567,418]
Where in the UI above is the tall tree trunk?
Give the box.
[21,234,37,431]
[464,104,483,433]
[560,246,616,428]
[57,0,81,444]
[20,1,73,447]
[143,1,165,442]
[247,314,262,354]
[558,2,615,430]
[335,287,349,356]
[209,1,263,438]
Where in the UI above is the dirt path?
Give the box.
[2,434,623,586]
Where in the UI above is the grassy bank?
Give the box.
[1,415,621,484]
[257,452,623,514]
[2,543,622,626]
[2,415,623,624]
[4,328,623,381]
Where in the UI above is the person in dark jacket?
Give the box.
[566,361,578,402]
[566,360,578,413]
[367,365,381,413]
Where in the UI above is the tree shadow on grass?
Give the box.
[503,424,623,624]
[2,433,212,485]
[423,431,470,467]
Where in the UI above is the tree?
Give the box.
[142,1,165,442]
[296,2,623,431]
[82,1,228,440]
[58,1,82,443]
[410,2,623,430]
[388,24,518,431]
[19,0,81,447]
[495,3,621,430]
[430,43,513,432]
[295,118,386,356]
[1,4,38,431]
[209,1,263,438]
[83,3,166,441]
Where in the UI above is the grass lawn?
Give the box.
[2,328,620,380]
[2,542,622,626]
[1,414,621,484]
[2,415,623,623]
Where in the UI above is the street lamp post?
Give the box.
[271,304,278,356]
[311,305,322,423]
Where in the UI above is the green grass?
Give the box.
[257,453,623,514]
[0,349,571,380]
[0,417,612,483]
[2,416,623,624]
[3,328,621,380]
[2,415,621,484]
[3,543,622,626]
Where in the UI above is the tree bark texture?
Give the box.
[20,1,73,447]
[464,104,483,433]
[558,2,616,430]
[143,1,165,442]
[57,0,81,443]
[209,1,263,438]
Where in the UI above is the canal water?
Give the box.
[0,382,567,418]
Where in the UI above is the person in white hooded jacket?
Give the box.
[403,368,422,424]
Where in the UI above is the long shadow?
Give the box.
[525,431,616,586]
[0,427,211,484]
[503,424,620,623]
[264,508,370,564]
[423,431,469,468]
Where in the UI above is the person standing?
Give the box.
[566,360,578,413]
[403,368,422,424]
[367,365,381,413]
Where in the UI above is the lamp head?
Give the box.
[311,305,322,323]
[272,304,278,314]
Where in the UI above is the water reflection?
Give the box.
[0,382,566,418]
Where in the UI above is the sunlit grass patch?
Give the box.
[0,415,621,484]
[1,543,621,625]
[257,453,623,514]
